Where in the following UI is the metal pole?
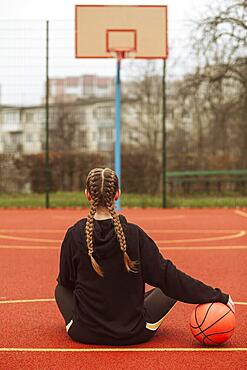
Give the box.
[114,58,121,210]
[45,20,50,208]
[162,60,167,208]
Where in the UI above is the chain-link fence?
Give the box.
[0,18,246,206]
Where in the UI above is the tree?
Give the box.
[123,61,163,152]
[121,61,163,194]
[48,103,85,190]
[49,103,82,152]
[191,0,247,168]
[194,0,246,68]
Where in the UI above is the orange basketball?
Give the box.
[190,302,236,346]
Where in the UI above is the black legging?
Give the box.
[55,284,176,340]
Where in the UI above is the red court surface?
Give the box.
[0,208,247,369]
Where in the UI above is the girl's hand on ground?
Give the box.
[227,295,235,313]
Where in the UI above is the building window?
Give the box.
[92,131,97,141]
[4,111,19,124]
[25,112,35,122]
[79,130,87,149]
[10,132,22,144]
[105,128,113,141]
[94,106,114,120]
[26,133,34,143]
[98,128,113,142]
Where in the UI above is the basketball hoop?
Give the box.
[108,47,136,60]
[106,29,137,60]
[75,5,168,210]
[75,6,168,59]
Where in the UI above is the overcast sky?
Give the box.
[0,0,210,21]
[0,0,215,106]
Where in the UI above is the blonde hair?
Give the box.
[85,168,138,277]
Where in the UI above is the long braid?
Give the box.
[108,203,138,273]
[85,169,104,277]
[103,169,138,273]
[85,167,138,277]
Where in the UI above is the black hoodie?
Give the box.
[57,215,229,345]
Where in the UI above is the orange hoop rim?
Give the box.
[108,47,136,60]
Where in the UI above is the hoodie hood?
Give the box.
[73,214,128,259]
[92,215,128,258]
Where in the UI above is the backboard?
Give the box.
[75,5,168,59]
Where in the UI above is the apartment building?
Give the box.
[49,75,115,103]
[0,97,140,156]
[0,106,23,153]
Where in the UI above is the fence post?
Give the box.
[114,58,121,211]
[45,20,50,208]
[162,60,167,208]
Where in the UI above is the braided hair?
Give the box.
[85,168,138,277]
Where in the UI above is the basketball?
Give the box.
[190,302,236,346]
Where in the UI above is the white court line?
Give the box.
[0,229,65,233]
[161,245,247,250]
[0,230,245,245]
[157,230,246,244]
[235,210,247,218]
[0,347,246,352]
[147,230,242,233]
[0,298,246,305]
[128,215,185,221]
[0,229,242,233]
[0,298,55,304]
[0,245,58,250]
[52,215,185,221]
[0,234,59,243]
[1,245,247,251]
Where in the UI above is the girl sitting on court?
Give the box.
[55,167,234,345]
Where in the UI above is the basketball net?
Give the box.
[109,47,136,60]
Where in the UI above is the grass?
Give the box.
[0,192,247,208]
